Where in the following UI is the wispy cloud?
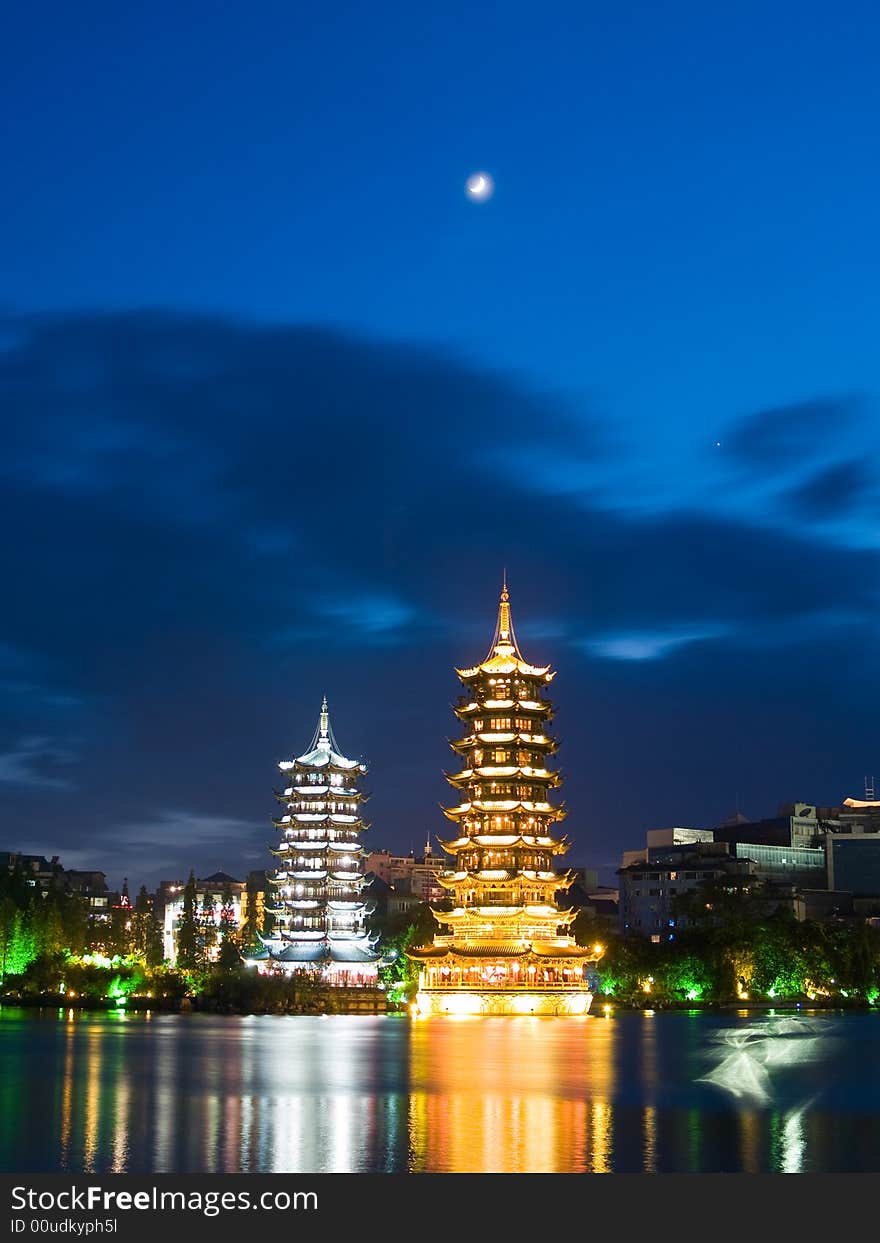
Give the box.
[0,736,77,788]
[275,591,418,647]
[316,593,415,636]
[583,623,732,662]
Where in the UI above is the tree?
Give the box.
[241,875,261,952]
[0,898,37,981]
[131,886,165,966]
[200,891,218,960]
[217,934,241,971]
[215,883,240,971]
[176,872,200,971]
[378,904,439,1003]
[108,881,133,958]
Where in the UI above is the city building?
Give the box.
[364,845,444,903]
[730,842,826,886]
[835,796,880,835]
[619,842,756,938]
[647,827,714,853]
[248,697,380,984]
[162,871,245,964]
[619,796,880,935]
[408,581,600,1015]
[64,870,112,931]
[827,836,880,898]
[0,852,66,894]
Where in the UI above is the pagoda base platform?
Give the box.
[414,987,593,1017]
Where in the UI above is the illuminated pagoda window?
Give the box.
[246,697,380,985]
[408,578,603,1015]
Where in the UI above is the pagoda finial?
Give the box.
[317,695,330,751]
[498,572,511,643]
[475,573,525,664]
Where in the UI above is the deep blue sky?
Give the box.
[1,2,878,890]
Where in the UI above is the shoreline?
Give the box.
[1,994,875,1016]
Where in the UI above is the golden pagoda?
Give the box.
[409,579,602,1015]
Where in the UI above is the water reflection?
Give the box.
[408,1017,599,1171]
[0,1007,876,1173]
[698,1014,837,1175]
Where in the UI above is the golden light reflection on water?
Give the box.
[588,1100,612,1173]
[407,1016,615,1172]
[82,1029,102,1171]
[59,1015,75,1169]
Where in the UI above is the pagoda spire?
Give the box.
[317,694,330,753]
[486,572,521,661]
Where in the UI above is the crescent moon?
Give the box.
[470,177,485,193]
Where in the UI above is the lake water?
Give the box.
[1,1006,878,1173]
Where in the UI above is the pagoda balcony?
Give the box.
[455,694,554,712]
[415,969,586,989]
[329,870,362,883]
[290,870,328,881]
[450,734,558,757]
[285,804,363,817]
[286,812,360,825]
[284,785,363,798]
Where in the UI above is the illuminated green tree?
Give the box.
[0,899,37,980]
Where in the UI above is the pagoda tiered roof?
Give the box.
[273,812,368,827]
[453,700,555,722]
[408,941,596,960]
[444,765,561,788]
[259,941,381,965]
[276,784,368,801]
[437,832,571,854]
[449,732,558,755]
[433,902,577,926]
[438,868,572,892]
[442,799,566,821]
[454,582,555,682]
[277,702,367,774]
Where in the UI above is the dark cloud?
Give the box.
[787,458,875,520]
[0,311,876,888]
[0,736,78,790]
[724,397,860,466]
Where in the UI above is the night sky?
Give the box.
[2,3,878,892]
